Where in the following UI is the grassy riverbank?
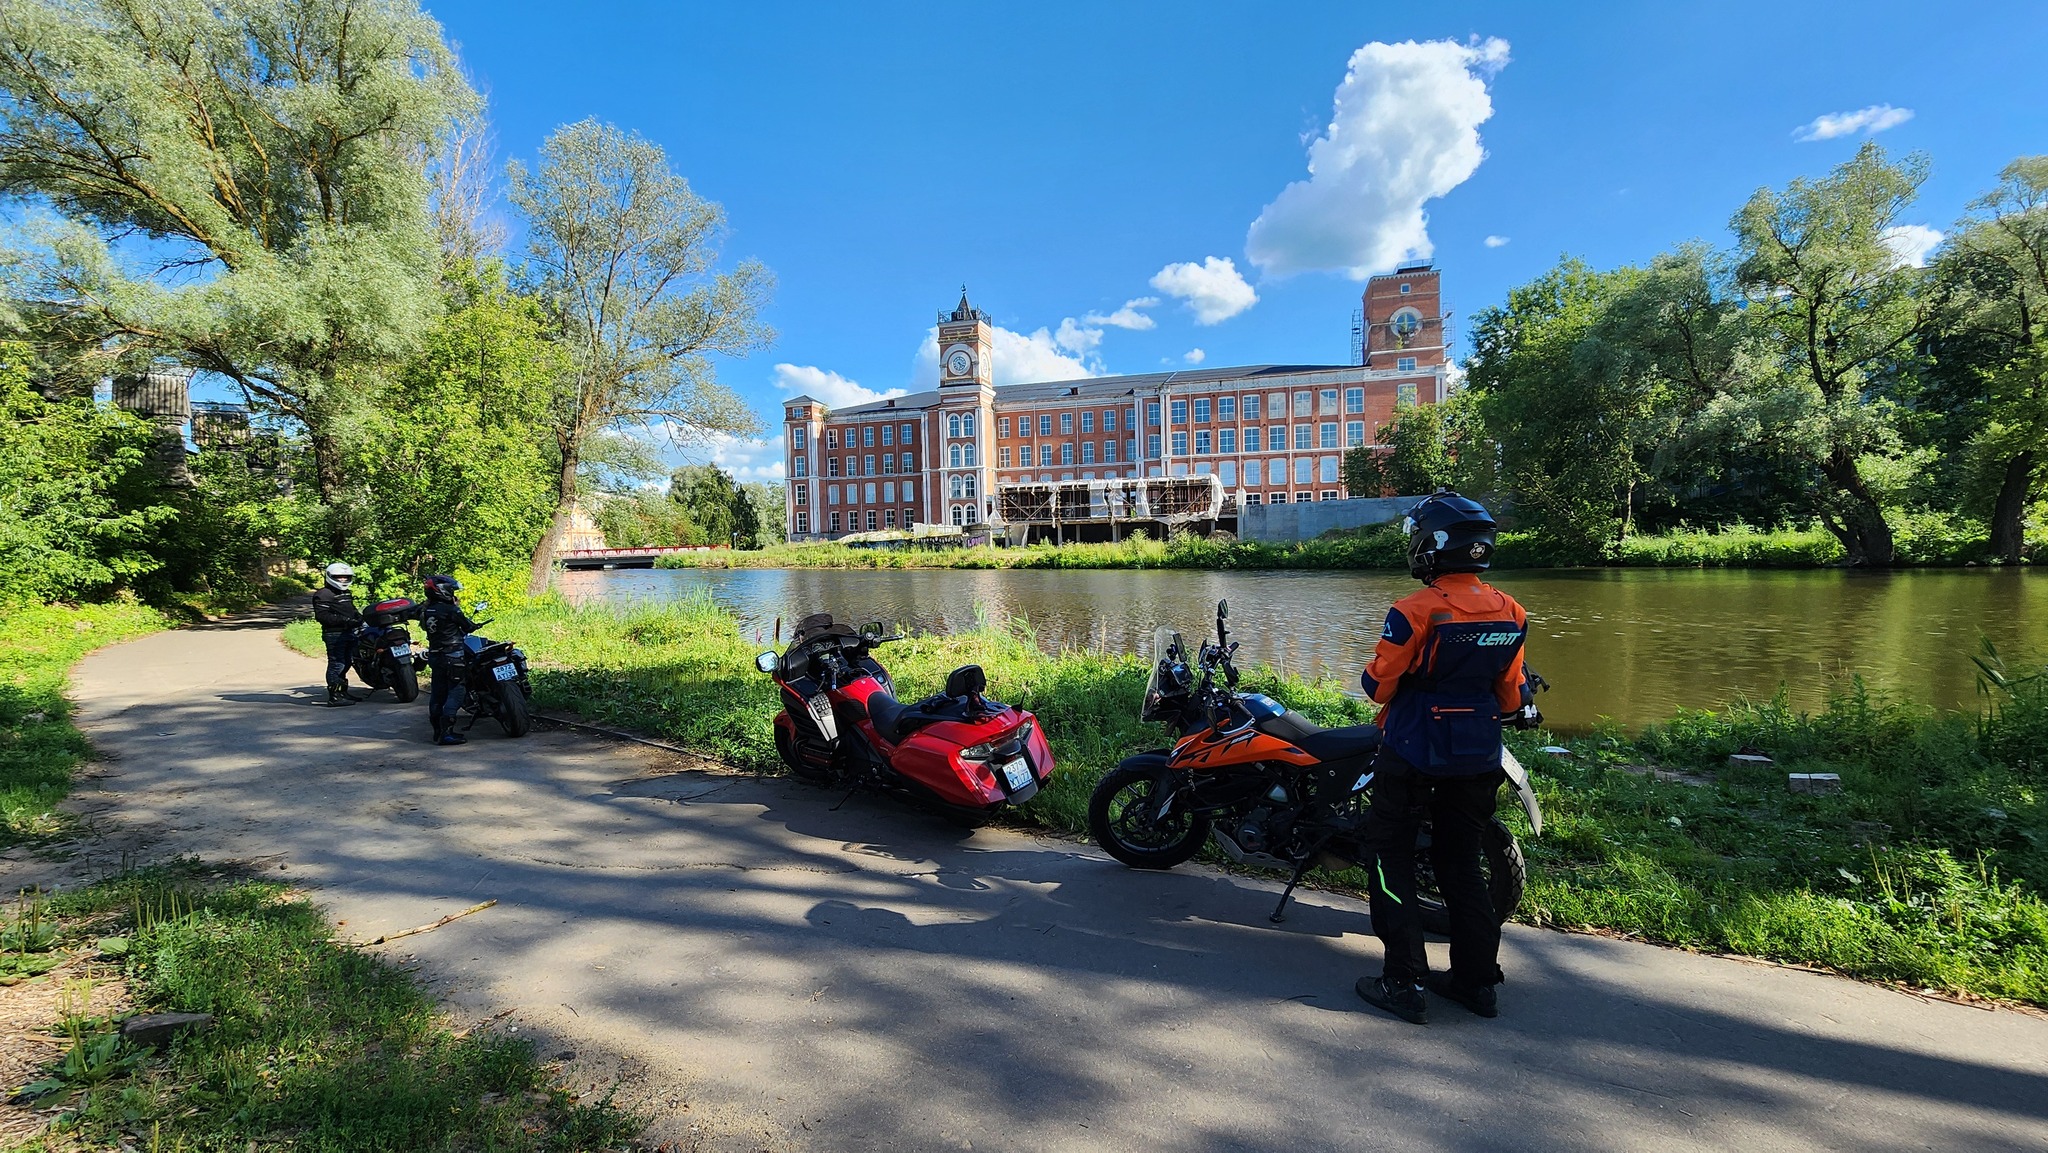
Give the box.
[8,863,639,1149]
[359,587,2048,1006]
[658,519,2022,572]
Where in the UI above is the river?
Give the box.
[557,566,2047,732]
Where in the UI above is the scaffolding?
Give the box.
[996,474,1226,541]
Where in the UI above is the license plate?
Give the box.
[806,692,838,742]
[492,663,517,682]
[389,644,411,659]
[1001,757,1034,791]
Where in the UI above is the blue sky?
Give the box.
[426,0,2046,482]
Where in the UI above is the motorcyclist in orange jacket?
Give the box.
[1355,490,1530,1025]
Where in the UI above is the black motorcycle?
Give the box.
[349,597,423,702]
[446,603,533,738]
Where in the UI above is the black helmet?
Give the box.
[1402,489,1497,581]
[423,574,462,603]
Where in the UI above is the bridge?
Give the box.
[558,546,718,571]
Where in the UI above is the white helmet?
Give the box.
[323,562,354,592]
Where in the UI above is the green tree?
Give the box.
[744,482,784,547]
[347,266,565,582]
[1341,400,1456,498]
[668,464,751,548]
[1731,142,1932,565]
[510,119,773,593]
[1935,157,2048,563]
[0,0,477,554]
[0,341,174,601]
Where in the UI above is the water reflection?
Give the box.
[558,566,2046,731]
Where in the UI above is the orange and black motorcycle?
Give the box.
[1087,600,1543,931]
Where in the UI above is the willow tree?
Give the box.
[1732,143,1931,566]
[509,119,771,594]
[0,0,476,550]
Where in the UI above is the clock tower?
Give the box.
[935,288,995,529]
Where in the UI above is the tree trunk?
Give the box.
[1989,449,2037,565]
[527,447,581,597]
[1818,449,1896,566]
[309,429,352,559]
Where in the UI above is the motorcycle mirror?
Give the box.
[862,620,885,639]
[1217,599,1229,620]
[754,651,781,675]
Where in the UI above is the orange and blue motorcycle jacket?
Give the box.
[1362,573,1528,776]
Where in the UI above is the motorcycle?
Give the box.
[755,613,1054,825]
[349,597,422,702]
[1087,599,1544,932]
[448,601,533,738]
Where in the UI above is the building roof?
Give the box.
[808,362,1384,417]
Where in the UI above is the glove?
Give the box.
[1510,705,1544,731]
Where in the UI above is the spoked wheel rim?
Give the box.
[1104,776,1196,852]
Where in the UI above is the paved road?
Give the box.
[32,605,2048,1151]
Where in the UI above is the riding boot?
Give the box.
[326,683,357,707]
[436,715,467,746]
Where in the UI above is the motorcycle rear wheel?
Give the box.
[495,681,531,738]
[389,658,420,703]
[1414,817,1524,936]
[1089,763,1210,870]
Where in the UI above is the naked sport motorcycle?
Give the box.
[350,597,422,702]
[1087,600,1544,931]
[756,613,1054,825]
[450,602,534,738]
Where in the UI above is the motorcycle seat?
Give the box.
[866,691,946,745]
[1255,710,1382,762]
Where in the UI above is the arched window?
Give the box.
[962,445,976,467]
[962,412,976,438]
[1389,308,1423,343]
[949,475,963,499]
[949,444,963,468]
[951,506,965,526]
[962,476,977,499]
[947,413,961,439]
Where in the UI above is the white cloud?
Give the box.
[771,363,904,410]
[1084,297,1159,330]
[1183,348,1206,364]
[1881,223,1943,268]
[1150,256,1259,324]
[1484,235,1510,248]
[913,323,1094,388]
[1793,104,1913,142]
[1053,317,1104,355]
[1245,37,1509,279]
[703,431,787,484]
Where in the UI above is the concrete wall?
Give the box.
[1239,495,1420,542]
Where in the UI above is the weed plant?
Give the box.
[23,863,641,1150]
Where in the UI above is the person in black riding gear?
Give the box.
[1353,490,1534,1025]
[311,562,363,707]
[419,574,476,746]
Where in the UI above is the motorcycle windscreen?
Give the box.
[1140,626,1183,721]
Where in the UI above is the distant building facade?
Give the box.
[781,264,1449,542]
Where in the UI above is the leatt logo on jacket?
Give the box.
[1472,631,1522,647]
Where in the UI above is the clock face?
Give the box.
[944,345,975,378]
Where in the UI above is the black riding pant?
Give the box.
[1362,750,1506,988]
[322,630,358,689]
[427,650,466,725]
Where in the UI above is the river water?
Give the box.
[557,566,2047,731]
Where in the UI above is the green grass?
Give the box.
[0,601,171,845]
[10,863,640,1150]
[379,582,2048,1006]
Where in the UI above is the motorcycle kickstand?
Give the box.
[1270,859,1314,924]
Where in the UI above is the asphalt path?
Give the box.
[28,604,2048,1151]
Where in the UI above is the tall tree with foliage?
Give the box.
[510,119,772,594]
[1731,143,1932,565]
[1341,400,1457,498]
[1934,157,2048,563]
[668,464,754,548]
[0,0,476,553]
[744,482,784,547]
[347,266,565,584]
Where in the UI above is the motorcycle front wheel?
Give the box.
[1088,762,1210,870]
[1414,817,1525,936]
[389,657,420,703]
[495,681,531,737]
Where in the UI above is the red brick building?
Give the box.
[782,264,1448,541]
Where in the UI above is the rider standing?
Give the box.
[1355,491,1530,1025]
[418,574,477,746]
[311,562,363,707]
